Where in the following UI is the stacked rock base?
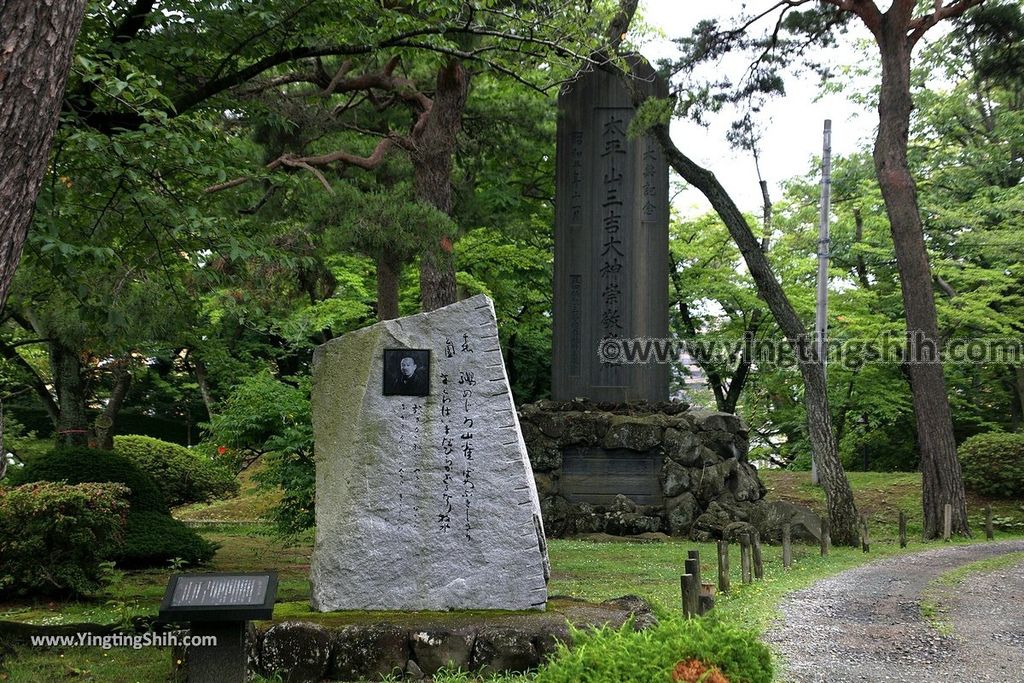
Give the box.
[519,400,768,540]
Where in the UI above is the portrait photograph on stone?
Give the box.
[382,348,431,396]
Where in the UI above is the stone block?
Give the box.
[310,295,548,611]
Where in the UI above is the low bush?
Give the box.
[958,432,1024,498]
[0,482,129,598]
[10,447,217,568]
[115,511,217,568]
[534,613,772,683]
[8,447,167,513]
[114,435,238,507]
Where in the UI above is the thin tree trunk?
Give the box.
[650,123,860,545]
[853,207,872,289]
[51,342,89,447]
[0,0,89,312]
[1015,367,1024,432]
[190,354,216,420]
[874,16,968,538]
[412,61,468,311]
[94,363,131,450]
[376,248,401,320]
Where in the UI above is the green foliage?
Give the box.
[0,482,129,598]
[10,447,216,567]
[115,511,217,569]
[10,447,168,513]
[534,614,772,683]
[113,435,238,507]
[958,432,1024,498]
[205,372,313,533]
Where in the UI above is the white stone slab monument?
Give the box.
[310,295,549,611]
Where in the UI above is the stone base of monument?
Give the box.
[235,597,654,682]
[519,400,770,540]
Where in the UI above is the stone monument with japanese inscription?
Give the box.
[553,55,670,402]
[310,295,549,612]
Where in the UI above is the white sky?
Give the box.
[638,0,879,217]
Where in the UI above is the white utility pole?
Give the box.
[812,120,832,486]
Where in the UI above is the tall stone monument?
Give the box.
[553,56,670,402]
[310,295,549,612]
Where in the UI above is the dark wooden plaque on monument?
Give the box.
[553,55,670,402]
[561,448,664,506]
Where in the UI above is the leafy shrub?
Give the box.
[205,372,314,533]
[114,435,238,507]
[10,447,217,567]
[0,482,129,597]
[534,614,772,683]
[115,511,217,568]
[9,446,168,513]
[958,432,1024,498]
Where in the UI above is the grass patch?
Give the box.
[0,646,175,682]
[919,550,1024,639]
[5,470,1024,680]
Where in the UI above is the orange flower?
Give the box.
[672,658,729,683]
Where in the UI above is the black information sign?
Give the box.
[159,572,278,622]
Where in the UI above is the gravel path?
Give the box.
[763,540,1024,682]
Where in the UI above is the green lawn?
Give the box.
[3,471,1022,681]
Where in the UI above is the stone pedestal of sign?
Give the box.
[159,572,277,682]
[553,54,670,402]
[310,295,549,611]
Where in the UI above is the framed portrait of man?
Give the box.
[383,348,431,396]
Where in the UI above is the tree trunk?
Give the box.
[190,354,216,420]
[93,363,131,450]
[412,61,468,311]
[651,123,860,545]
[51,342,89,447]
[376,248,401,320]
[874,16,969,538]
[0,0,89,312]
[1015,367,1024,431]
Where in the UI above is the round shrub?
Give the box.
[114,435,239,507]
[10,446,217,568]
[958,432,1024,498]
[0,482,129,598]
[9,446,167,512]
[114,511,218,569]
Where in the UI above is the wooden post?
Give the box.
[684,557,701,614]
[740,533,752,584]
[681,573,699,618]
[752,532,764,580]
[717,540,730,594]
[943,503,952,542]
[680,574,687,614]
[860,514,870,553]
[898,511,907,548]
[782,524,792,569]
[687,549,701,586]
[820,517,830,557]
[986,505,994,541]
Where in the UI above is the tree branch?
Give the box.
[0,340,59,427]
[907,0,984,45]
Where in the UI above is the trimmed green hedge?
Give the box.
[10,447,217,568]
[114,511,216,569]
[8,446,167,513]
[958,432,1024,498]
[114,435,238,507]
[0,482,129,598]
[535,613,772,683]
